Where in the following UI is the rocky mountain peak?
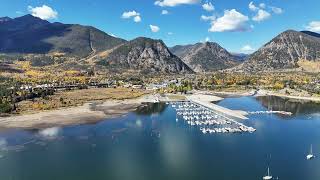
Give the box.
[170,41,238,72]
[97,37,192,74]
[239,30,320,72]
[12,14,49,26]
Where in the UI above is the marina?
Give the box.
[171,101,256,134]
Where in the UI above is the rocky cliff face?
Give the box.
[241,30,320,71]
[170,42,238,72]
[98,37,192,74]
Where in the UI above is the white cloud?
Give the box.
[270,6,283,14]
[134,15,141,22]
[155,0,199,7]
[259,3,266,9]
[201,15,215,21]
[202,2,214,12]
[249,2,259,11]
[249,2,283,15]
[249,2,281,22]
[205,37,210,42]
[150,25,160,32]
[209,9,249,32]
[122,10,140,18]
[122,11,141,23]
[241,45,255,52]
[28,5,58,20]
[252,9,271,22]
[168,32,173,35]
[306,21,320,33]
[161,10,169,15]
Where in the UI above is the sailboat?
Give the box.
[306,144,315,160]
[263,167,273,180]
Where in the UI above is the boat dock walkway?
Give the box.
[186,95,248,120]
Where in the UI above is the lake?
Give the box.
[0,96,320,180]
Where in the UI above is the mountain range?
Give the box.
[1,14,320,74]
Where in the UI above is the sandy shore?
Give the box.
[0,98,145,129]
[212,90,256,97]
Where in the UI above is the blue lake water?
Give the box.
[0,96,320,180]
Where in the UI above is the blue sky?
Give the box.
[1,0,320,53]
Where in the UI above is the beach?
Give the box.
[0,98,144,129]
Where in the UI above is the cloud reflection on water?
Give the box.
[38,127,61,139]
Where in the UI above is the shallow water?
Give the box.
[0,96,320,180]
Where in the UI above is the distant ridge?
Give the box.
[230,52,249,62]
[0,16,12,23]
[0,14,126,57]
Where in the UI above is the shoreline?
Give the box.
[212,89,320,102]
[255,90,320,102]
[0,97,145,130]
[1,90,319,130]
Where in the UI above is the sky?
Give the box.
[1,0,320,53]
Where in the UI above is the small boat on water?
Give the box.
[263,167,272,180]
[306,144,315,160]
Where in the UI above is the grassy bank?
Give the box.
[15,88,148,115]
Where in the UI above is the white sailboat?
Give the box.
[306,144,315,160]
[263,167,273,180]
